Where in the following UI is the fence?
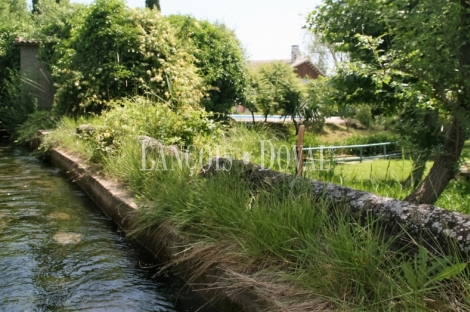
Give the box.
[295,125,400,177]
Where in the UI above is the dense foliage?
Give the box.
[168,15,247,116]
[301,77,335,131]
[67,96,218,163]
[32,0,87,71]
[0,0,34,132]
[52,0,204,114]
[308,0,470,204]
[250,61,303,124]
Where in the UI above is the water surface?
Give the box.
[0,143,213,311]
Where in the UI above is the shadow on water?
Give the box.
[0,142,221,312]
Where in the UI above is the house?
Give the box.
[289,45,324,80]
[249,45,325,81]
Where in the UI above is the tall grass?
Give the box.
[31,110,470,310]
[40,117,96,160]
[100,138,470,310]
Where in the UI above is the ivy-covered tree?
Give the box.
[168,15,247,116]
[52,0,203,114]
[308,0,470,204]
[0,0,31,86]
[145,0,160,11]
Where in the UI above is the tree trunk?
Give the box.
[264,108,270,123]
[406,0,470,205]
[405,117,466,204]
[32,0,38,12]
[403,150,431,188]
[292,116,299,135]
[403,109,437,188]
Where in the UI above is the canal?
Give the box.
[0,143,214,311]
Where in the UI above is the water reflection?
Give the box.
[0,144,217,312]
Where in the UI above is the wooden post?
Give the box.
[296,125,305,177]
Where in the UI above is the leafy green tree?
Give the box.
[145,0,160,11]
[301,76,335,131]
[240,69,260,124]
[52,0,203,114]
[168,15,247,116]
[308,0,470,204]
[251,61,304,133]
[32,0,87,70]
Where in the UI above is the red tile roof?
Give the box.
[248,58,325,77]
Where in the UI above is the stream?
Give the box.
[0,143,215,312]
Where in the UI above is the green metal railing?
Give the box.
[302,142,400,165]
[294,125,401,177]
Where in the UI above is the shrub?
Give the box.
[14,110,58,144]
[168,15,247,115]
[339,133,400,155]
[355,104,373,128]
[76,97,219,157]
[0,70,37,134]
[52,0,203,114]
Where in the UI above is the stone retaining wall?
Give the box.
[48,148,265,312]
[48,149,470,311]
[206,157,470,256]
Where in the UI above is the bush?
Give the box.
[339,133,400,155]
[0,70,37,134]
[168,15,247,115]
[76,97,219,157]
[355,104,373,128]
[14,110,59,144]
[52,0,203,114]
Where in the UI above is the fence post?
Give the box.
[383,145,387,158]
[295,125,305,177]
[329,147,334,167]
[360,147,363,162]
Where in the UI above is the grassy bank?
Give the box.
[26,105,470,311]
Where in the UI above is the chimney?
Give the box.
[291,45,300,63]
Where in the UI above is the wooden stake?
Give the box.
[296,125,305,177]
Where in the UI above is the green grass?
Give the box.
[106,142,470,310]
[303,159,431,200]
[22,107,470,310]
